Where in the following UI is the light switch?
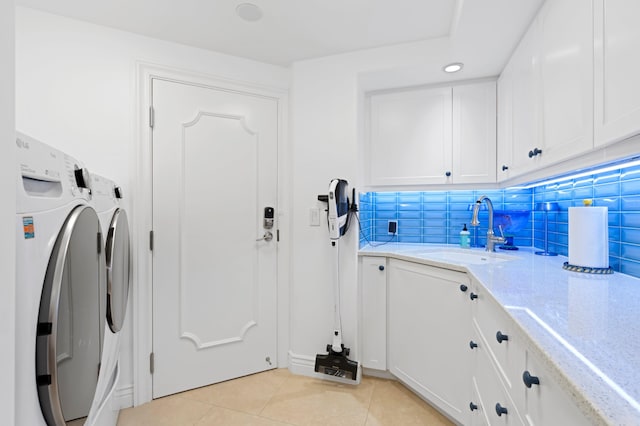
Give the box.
[310,208,320,226]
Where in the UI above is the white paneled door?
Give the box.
[151,78,279,398]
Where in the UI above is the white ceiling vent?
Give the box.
[236,3,263,22]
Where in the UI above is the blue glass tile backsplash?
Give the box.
[532,162,640,277]
[359,189,533,248]
[359,161,640,278]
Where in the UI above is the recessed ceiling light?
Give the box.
[443,63,464,73]
[236,3,263,22]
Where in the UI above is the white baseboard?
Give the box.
[362,367,395,380]
[287,350,316,377]
[113,384,134,409]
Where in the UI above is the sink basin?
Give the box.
[411,248,517,265]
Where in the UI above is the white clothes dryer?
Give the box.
[86,173,131,426]
[15,132,106,426]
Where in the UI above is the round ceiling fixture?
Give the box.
[443,62,464,73]
[236,3,263,22]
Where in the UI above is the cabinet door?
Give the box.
[497,63,514,182]
[360,256,387,370]
[594,0,640,146]
[368,87,452,185]
[538,0,594,163]
[510,23,542,177]
[388,260,470,424]
[452,82,497,184]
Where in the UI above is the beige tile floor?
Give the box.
[117,369,454,426]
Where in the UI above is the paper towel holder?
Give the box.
[535,202,559,256]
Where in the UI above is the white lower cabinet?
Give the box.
[360,256,387,370]
[518,350,590,426]
[387,259,471,424]
[471,321,524,426]
[361,256,592,425]
[470,285,590,426]
[473,287,525,397]
[470,376,489,426]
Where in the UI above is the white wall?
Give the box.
[15,6,289,405]
[1,1,15,424]
[15,0,539,394]
[288,8,531,367]
[289,40,452,366]
[16,7,289,186]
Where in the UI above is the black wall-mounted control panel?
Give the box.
[264,207,274,229]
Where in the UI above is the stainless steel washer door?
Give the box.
[105,208,130,333]
[36,205,105,425]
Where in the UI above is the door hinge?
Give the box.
[150,230,154,251]
[149,106,155,128]
[97,232,102,254]
[150,352,154,374]
[277,229,280,242]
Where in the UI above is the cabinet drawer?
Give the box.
[520,350,589,426]
[470,377,489,426]
[470,322,525,426]
[473,289,525,394]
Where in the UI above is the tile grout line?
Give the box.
[191,407,211,426]
[255,371,299,425]
[182,395,219,426]
[363,377,378,426]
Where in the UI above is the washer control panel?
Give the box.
[16,132,91,213]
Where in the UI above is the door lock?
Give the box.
[263,207,274,229]
[256,231,273,242]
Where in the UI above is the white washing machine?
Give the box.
[15,132,106,426]
[86,173,131,426]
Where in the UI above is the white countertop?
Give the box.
[359,243,640,426]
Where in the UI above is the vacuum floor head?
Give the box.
[314,349,358,381]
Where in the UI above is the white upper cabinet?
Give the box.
[594,0,640,146]
[497,62,514,182]
[538,0,594,162]
[453,82,497,184]
[508,24,541,177]
[369,87,452,186]
[499,0,594,179]
[367,81,496,187]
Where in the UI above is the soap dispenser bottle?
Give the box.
[460,224,470,248]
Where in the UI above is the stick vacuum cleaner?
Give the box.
[314,178,359,382]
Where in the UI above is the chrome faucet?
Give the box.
[471,195,505,252]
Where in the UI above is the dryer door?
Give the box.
[105,208,130,333]
[35,205,105,425]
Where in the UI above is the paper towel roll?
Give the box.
[568,207,609,268]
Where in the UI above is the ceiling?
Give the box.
[15,0,542,67]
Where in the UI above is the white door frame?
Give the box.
[133,62,290,406]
